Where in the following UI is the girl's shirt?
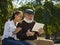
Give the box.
[2,20,18,40]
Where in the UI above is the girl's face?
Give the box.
[15,13,23,22]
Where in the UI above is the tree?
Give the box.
[18,5,35,12]
[0,0,13,35]
[45,0,48,2]
[18,1,60,39]
[43,1,60,39]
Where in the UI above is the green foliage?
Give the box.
[18,5,35,13]
[18,1,60,36]
[0,0,13,35]
[0,0,60,37]
[34,6,44,23]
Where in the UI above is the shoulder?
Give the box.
[5,20,14,26]
[17,20,25,24]
[17,21,24,27]
[4,20,11,27]
[32,20,36,24]
[5,20,10,25]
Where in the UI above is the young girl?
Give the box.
[2,10,31,45]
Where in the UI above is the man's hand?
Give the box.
[26,29,35,37]
[38,28,44,35]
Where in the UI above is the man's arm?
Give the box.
[16,23,29,40]
[17,32,28,40]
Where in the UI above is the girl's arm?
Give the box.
[12,27,22,35]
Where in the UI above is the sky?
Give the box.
[12,0,60,8]
[12,0,32,8]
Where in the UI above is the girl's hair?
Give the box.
[10,10,22,21]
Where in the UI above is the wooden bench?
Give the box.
[36,38,54,45]
[0,36,54,45]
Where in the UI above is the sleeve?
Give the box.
[35,32,39,35]
[16,23,28,40]
[17,32,28,40]
[32,31,39,36]
[35,32,42,36]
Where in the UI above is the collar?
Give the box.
[24,18,34,23]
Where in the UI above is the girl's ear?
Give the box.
[15,14,17,18]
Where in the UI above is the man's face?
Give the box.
[24,13,34,20]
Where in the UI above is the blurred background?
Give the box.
[0,0,60,44]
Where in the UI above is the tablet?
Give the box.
[32,23,44,32]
